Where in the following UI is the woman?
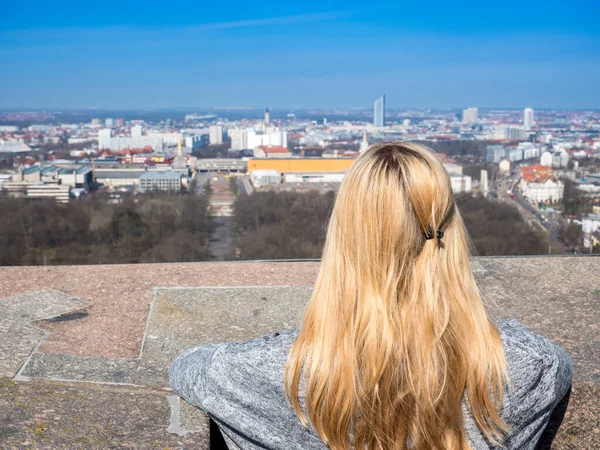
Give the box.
[170,142,572,450]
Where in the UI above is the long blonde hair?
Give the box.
[285,142,508,450]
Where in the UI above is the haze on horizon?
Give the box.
[1,0,599,110]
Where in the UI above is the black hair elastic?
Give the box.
[425,226,444,240]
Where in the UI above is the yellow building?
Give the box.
[247,158,355,174]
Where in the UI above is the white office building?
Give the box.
[131,125,143,138]
[462,107,478,124]
[508,147,524,162]
[229,129,249,150]
[450,175,472,193]
[209,125,223,145]
[582,214,600,248]
[374,95,385,127]
[524,107,534,131]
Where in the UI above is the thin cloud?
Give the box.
[191,11,354,31]
[0,11,354,44]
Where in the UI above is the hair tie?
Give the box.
[425,227,444,240]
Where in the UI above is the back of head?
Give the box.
[285,142,507,450]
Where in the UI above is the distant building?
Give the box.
[98,129,112,149]
[246,128,287,149]
[450,176,472,194]
[518,142,540,160]
[540,151,553,167]
[91,118,101,126]
[552,151,570,169]
[520,165,563,204]
[359,131,369,153]
[250,170,281,188]
[499,159,511,174]
[229,129,248,150]
[26,184,70,203]
[254,146,291,159]
[209,125,223,145]
[480,170,489,197]
[462,107,478,124]
[0,142,31,154]
[485,145,505,163]
[264,108,270,125]
[138,171,182,193]
[524,107,534,131]
[248,158,355,175]
[374,95,385,127]
[105,118,115,127]
[131,125,143,138]
[443,163,463,177]
[508,147,524,162]
[582,214,600,249]
[115,118,124,128]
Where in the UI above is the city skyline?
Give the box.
[1,0,599,109]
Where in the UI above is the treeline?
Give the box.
[0,194,214,266]
[456,195,549,256]
[232,191,550,260]
[232,191,335,259]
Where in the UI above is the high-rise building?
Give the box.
[462,107,478,124]
[485,145,506,163]
[480,170,489,197]
[524,107,534,131]
[209,125,223,145]
[264,108,270,125]
[91,118,101,126]
[98,129,112,149]
[131,125,143,138]
[105,118,115,127]
[115,118,124,128]
[229,129,248,150]
[374,95,385,127]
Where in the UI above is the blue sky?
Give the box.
[1,0,599,109]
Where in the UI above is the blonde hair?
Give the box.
[285,142,508,450]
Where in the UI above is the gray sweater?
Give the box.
[169,319,573,449]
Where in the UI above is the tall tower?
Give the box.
[462,107,478,124]
[177,135,182,155]
[374,95,385,127]
[480,170,489,198]
[359,131,370,153]
[524,107,534,131]
[264,108,270,125]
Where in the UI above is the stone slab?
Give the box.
[180,399,211,435]
[136,286,311,387]
[477,257,600,385]
[20,353,139,384]
[0,288,90,322]
[0,321,46,378]
[0,377,208,449]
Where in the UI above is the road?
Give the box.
[489,170,569,254]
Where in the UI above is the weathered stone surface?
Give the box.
[0,321,45,378]
[0,289,91,379]
[0,377,208,449]
[0,257,597,449]
[21,353,139,384]
[136,286,311,387]
[0,288,90,322]
[477,256,600,385]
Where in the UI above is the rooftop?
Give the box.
[139,171,182,180]
[0,256,598,449]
